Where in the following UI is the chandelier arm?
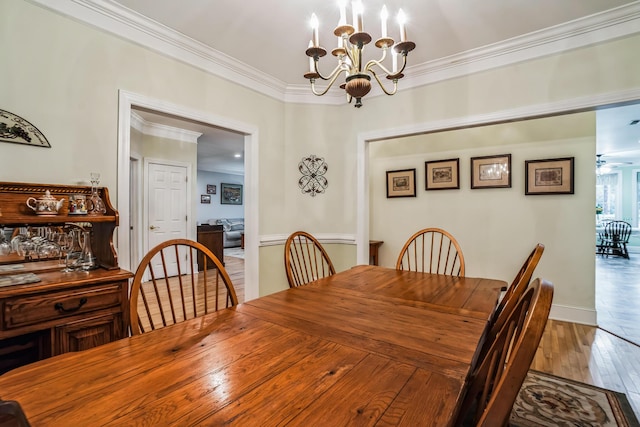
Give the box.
[314,59,346,81]
[388,53,409,79]
[310,69,346,96]
[344,47,358,71]
[364,59,393,78]
[369,69,398,96]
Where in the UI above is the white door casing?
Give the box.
[118,90,259,300]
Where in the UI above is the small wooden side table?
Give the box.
[369,240,384,266]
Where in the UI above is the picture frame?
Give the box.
[425,158,460,190]
[525,157,574,195]
[221,183,243,205]
[206,184,216,194]
[470,154,512,189]
[386,169,416,198]
[200,194,211,204]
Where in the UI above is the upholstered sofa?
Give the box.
[209,218,244,248]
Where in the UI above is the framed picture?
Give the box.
[206,184,216,194]
[386,169,416,198]
[221,183,243,205]
[425,158,460,190]
[200,194,211,204]
[525,157,574,195]
[470,154,511,189]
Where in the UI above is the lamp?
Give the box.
[304,1,416,108]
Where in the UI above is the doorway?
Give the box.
[117,90,260,301]
[358,92,640,336]
[595,104,640,345]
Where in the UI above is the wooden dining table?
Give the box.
[0,265,504,426]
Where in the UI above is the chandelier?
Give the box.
[304,1,416,108]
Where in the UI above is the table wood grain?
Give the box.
[0,265,504,426]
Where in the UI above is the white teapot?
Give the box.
[26,190,65,216]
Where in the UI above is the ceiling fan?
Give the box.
[596,154,632,172]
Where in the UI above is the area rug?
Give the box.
[511,370,639,427]
[224,247,244,259]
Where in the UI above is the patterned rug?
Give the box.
[511,370,639,427]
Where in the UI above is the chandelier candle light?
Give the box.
[304,0,416,108]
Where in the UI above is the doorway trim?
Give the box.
[118,90,260,301]
[129,152,142,272]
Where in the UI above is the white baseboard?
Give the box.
[550,304,597,326]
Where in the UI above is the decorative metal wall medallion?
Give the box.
[0,109,50,148]
[298,155,328,197]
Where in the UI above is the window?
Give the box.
[596,172,620,225]
[634,170,640,227]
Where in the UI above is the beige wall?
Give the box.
[2,0,639,317]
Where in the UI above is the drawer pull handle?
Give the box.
[54,298,88,313]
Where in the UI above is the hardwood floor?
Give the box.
[596,248,640,346]
[224,253,245,303]
[213,254,640,419]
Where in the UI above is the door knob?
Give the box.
[150,225,158,230]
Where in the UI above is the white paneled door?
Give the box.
[147,162,188,277]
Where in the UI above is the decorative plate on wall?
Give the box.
[0,109,50,148]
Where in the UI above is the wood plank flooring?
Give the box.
[596,249,640,345]
[221,254,640,419]
[224,254,244,303]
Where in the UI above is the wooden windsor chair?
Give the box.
[485,243,545,346]
[598,220,632,259]
[455,278,554,427]
[129,239,238,335]
[284,231,336,288]
[396,227,465,276]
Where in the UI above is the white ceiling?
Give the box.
[111,0,634,88]
[47,0,640,172]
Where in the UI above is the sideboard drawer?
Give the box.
[3,283,124,330]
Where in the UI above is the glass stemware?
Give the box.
[62,229,83,272]
[88,172,106,216]
[0,228,11,256]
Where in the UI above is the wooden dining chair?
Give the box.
[395,227,465,276]
[455,278,554,427]
[0,399,31,427]
[284,231,336,288]
[487,243,545,342]
[598,220,632,259]
[129,239,238,335]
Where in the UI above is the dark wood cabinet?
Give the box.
[197,224,224,268]
[0,182,132,374]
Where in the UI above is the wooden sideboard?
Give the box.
[0,182,132,374]
[197,224,224,268]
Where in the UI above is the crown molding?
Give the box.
[197,166,245,176]
[28,0,640,106]
[399,2,640,91]
[130,111,202,143]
